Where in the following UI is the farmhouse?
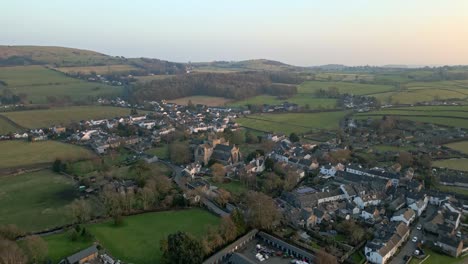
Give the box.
[63,245,98,264]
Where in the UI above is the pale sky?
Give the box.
[2,0,468,66]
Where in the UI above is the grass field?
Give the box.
[237,111,347,134]
[168,96,232,106]
[56,64,138,74]
[0,170,77,232]
[228,94,337,109]
[0,45,121,66]
[355,106,468,128]
[0,66,123,103]
[135,74,175,82]
[210,179,248,195]
[229,81,394,109]
[433,159,468,172]
[372,145,415,152]
[88,209,220,264]
[409,249,467,264]
[1,106,135,128]
[42,233,94,264]
[436,185,468,196]
[84,163,172,180]
[0,140,95,170]
[145,144,169,159]
[445,141,468,155]
[0,117,21,134]
[372,80,468,105]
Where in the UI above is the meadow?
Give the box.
[1,106,134,128]
[433,159,468,172]
[145,144,169,159]
[373,80,468,104]
[0,140,95,170]
[445,141,468,155]
[168,95,232,106]
[0,170,77,232]
[355,105,468,129]
[237,111,347,134]
[88,209,220,264]
[42,233,94,264]
[0,117,21,134]
[0,66,123,104]
[229,80,395,109]
[56,64,138,74]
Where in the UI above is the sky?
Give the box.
[2,0,468,66]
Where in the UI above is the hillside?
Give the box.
[0,45,121,67]
[192,59,307,72]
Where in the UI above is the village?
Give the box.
[0,96,467,264]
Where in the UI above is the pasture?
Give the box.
[0,170,77,232]
[373,80,468,104]
[42,233,94,264]
[0,117,21,134]
[237,111,347,134]
[1,106,134,128]
[433,159,468,172]
[0,45,120,66]
[445,141,468,155]
[229,81,394,109]
[355,106,468,128]
[168,95,232,106]
[0,140,95,170]
[56,64,138,74]
[88,209,220,264]
[0,66,123,103]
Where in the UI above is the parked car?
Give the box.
[417,224,422,230]
[412,236,418,243]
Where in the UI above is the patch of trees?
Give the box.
[0,56,38,66]
[0,88,24,105]
[128,58,186,75]
[161,212,247,263]
[131,72,298,102]
[0,225,48,264]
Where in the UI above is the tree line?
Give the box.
[131,72,299,102]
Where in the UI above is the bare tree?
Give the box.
[0,237,28,264]
[211,163,225,183]
[23,235,48,263]
[67,198,92,224]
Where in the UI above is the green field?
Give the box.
[433,159,468,172]
[0,170,77,232]
[237,111,347,134]
[409,249,467,264]
[168,95,232,106]
[0,140,95,170]
[43,233,94,264]
[84,163,172,180]
[355,106,468,128]
[229,81,394,109]
[56,64,138,74]
[0,117,21,134]
[445,141,468,155]
[209,179,248,195]
[88,209,220,264]
[0,66,123,103]
[1,106,135,128]
[0,45,121,66]
[372,145,415,152]
[372,80,468,105]
[145,145,169,159]
[436,185,468,196]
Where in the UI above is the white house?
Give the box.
[320,165,337,177]
[390,208,416,226]
[408,197,428,216]
[354,193,382,209]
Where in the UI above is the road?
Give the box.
[389,206,437,264]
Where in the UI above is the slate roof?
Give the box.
[66,245,98,264]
